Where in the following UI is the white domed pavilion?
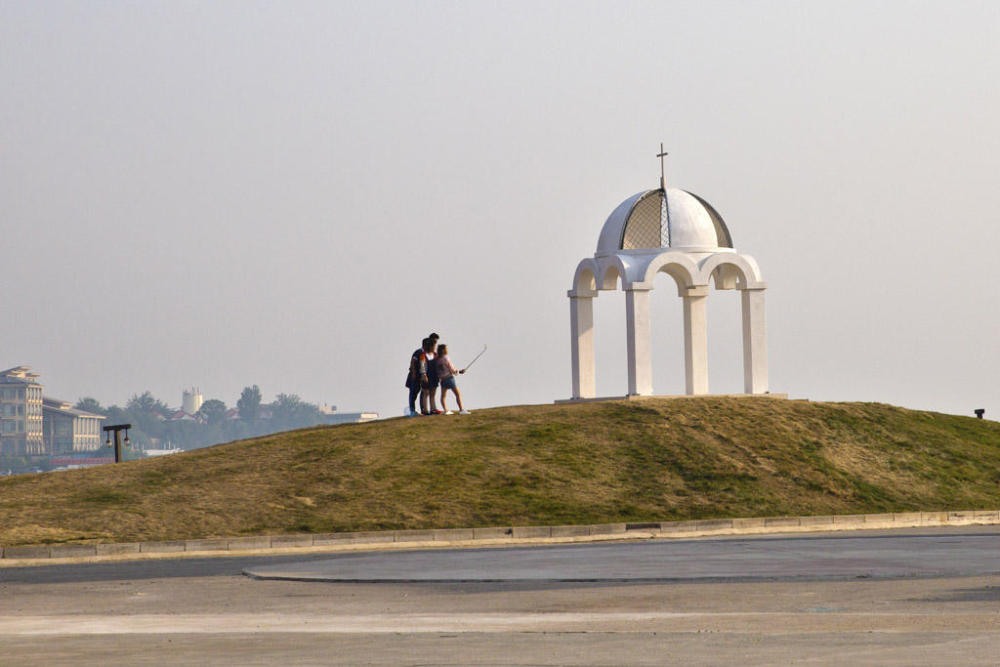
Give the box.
[568,163,768,399]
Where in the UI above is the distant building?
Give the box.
[166,410,198,422]
[327,412,378,424]
[1,366,105,459]
[181,387,203,415]
[0,367,45,455]
[319,406,379,425]
[42,398,106,454]
[143,447,182,457]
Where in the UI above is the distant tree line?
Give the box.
[74,385,325,451]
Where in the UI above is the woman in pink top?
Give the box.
[434,344,470,414]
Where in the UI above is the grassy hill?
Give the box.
[1,396,999,547]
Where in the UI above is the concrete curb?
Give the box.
[2,510,998,564]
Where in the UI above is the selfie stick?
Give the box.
[462,345,487,372]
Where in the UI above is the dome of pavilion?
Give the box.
[595,188,734,256]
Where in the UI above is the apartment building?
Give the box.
[0,366,105,457]
[42,397,105,454]
[0,366,44,455]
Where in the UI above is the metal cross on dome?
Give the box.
[656,143,668,191]
[656,143,670,246]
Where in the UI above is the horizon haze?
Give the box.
[2,1,999,421]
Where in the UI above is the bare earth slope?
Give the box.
[1,397,999,546]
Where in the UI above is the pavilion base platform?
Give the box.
[555,393,788,404]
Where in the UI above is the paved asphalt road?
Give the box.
[4,526,1000,665]
[245,527,1000,582]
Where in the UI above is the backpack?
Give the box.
[404,348,423,388]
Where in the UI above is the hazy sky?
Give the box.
[2,1,999,420]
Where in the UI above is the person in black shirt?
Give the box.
[424,333,442,414]
[405,338,431,416]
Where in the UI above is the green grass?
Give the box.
[1,396,999,546]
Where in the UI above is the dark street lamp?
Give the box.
[103,423,132,463]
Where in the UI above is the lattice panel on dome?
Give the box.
[621,190,668,249]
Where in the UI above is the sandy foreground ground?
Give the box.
[3,569,1000,665]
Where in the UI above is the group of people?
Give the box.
[405,333,470,416]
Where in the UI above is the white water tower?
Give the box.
[182,387,203,415]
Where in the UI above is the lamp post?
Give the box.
[103,423,132,463]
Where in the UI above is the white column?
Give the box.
[569,292,596,399]
[625,288,653,396]
[741,288,768,394]
[683,287,709,395]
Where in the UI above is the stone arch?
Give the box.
[695,252,768,394]
[698,253,764,290]
[639,253,702,295]
[597,254,631,290]
[571,258,600,296]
